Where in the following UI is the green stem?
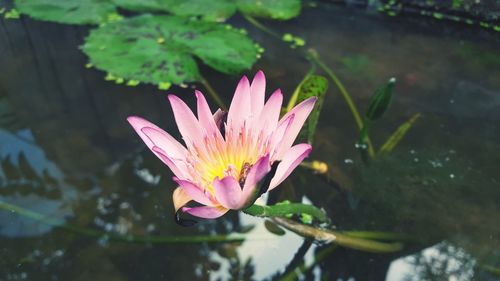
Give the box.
[0,201,245,244]
[243,203,329,224]
[273,217,404,253]
[200,77,227,111]
[243,15,282,39]
[307,50,376,158]
[342,230,414,242]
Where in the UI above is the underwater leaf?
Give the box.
[113,0,236,21]
[81,14,260,86]
[295,75,328,144]
[379,113,421,154]
[15,0,117,25]
[264,220,286,236]
[365,77,396,121]
[237,0,301,20]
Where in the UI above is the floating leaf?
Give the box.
[82,14,260,86]
[111,0,164,12]
[365,77,396,121]
[113,0,236,21]
[379,113,421,154]
[15,0,117,25]
[295,75,328,144]
[237,0,301,20]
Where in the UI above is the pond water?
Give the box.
[0,2,499,281]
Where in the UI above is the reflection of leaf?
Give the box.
[15,0,117,25]
[340,55,371,74]
[379,113,421,154]
[237,0,301,20]
[113,0,236,21]
[295,75,328,144]
[82,14,260,86]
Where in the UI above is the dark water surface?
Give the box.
[0,3,499,281]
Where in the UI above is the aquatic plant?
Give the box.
[128,71,316,219]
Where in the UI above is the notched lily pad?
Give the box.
[15,0,117,25]
[81,14,260,86]
[237,0,301,20]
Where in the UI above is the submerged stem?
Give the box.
[200,77,227,111]
[307,50,376,158]
[273,217,404,253]
[243,15,282,39]
[0,201,245,244]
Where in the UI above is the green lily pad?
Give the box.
[81,14,260,85]
[237,0,301,20]
[15,0,117,25]
[112,0,236,21]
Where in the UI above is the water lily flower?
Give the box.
[127,71,316,219]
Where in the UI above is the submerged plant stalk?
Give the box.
[273,217,404,253]
[200,77,227,110]
[0,201,246,244]
[307,50,376,157]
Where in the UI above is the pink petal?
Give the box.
[173,178,215,207]
[151,146,188,179]
[167,94,203,147]
[141,127,187,160]
[269,114,295,161]
[127,116,165,150]
[172,187,192,213]
[195,90,222,140]
[240,155,271,207]
[250,70,266,114]
[227,76,251,130]
[255,89,283,136]
[213,176,243,210]
[269,143,312,190]
[182,205,228,219]
[275,97,316,160]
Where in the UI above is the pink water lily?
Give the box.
[128,71,316,219]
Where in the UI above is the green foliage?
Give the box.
[237,0,301,20]
[82,14,260,85]
[15,0,117,25]
[358,77,396,161]
[16,0,302,24]
[113,0,236,21]
[379,113,421,155]
[365,77,395,121]
[296,75,328,144]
